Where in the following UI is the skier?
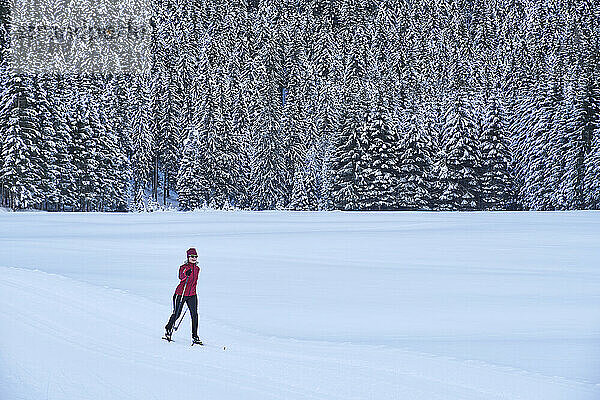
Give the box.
[164,247,203,345]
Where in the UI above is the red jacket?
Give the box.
[174,262,201,296]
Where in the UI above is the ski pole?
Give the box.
[174,275,189,331]
[174,304,188,331]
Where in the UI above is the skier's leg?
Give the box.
[165,293,184,331]
[187,295,199,338]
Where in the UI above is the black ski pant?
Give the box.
[165,294,198,337]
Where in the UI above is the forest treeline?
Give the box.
[0,0,599,211]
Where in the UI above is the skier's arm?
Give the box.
[178,266,188,280]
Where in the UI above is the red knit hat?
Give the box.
[187,248,197,257]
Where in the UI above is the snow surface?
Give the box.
[1,211,599,399]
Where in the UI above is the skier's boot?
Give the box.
[164,327,173,341]
[192,335,203,346]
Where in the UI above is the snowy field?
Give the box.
[0,211,599,399]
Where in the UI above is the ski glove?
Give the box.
[185,269,192,276]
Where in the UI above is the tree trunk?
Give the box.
[163,171,168,205]
[153,155,159,202]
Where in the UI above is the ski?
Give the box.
[162,337,227,350]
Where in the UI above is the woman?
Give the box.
[164,247,202,345]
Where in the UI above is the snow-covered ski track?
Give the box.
[1,266,598,400]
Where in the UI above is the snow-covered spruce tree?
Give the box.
[129,75,154,211]
[217,72,248,209]
[319,136,336,210]
[560,73,600,209]
[281,14,315,211]
[311,21,342,211]
[248,5,288,210]
[96,83,130,211]
[111,73,134,162]
[286,83,323,209]
[69,93,97,212]
[331,89,365,211]
[509,80,557,211]
[53,73,77,210]
[546,66,572,211]
[249,110,288,210]
[507,91,531,210]
[226,67,252,209]
[0,74,42,209]
[0,0,7,206]
[396,107,434,210]
[290,145,320,211]
[87,102,107,211]
[35,75,60,210]
[154,63,183,206]
[359,89,400,210]
[478,94,514,210]
[574,0,600,210]
[165,0,205,205]
[290,167,310,211]
[281,10,311,206]
[439,95,481,211]
[585,127,600,209]
[312,70,342,212]
[176,127,204,211]
[200,1,252,208]
[133,185,145,212]
[0,110,3,207]
[421,100,445,210]
[98,74,131,211]
[78,73,125,212]
[331,22,371,211]
[192,79,232,207]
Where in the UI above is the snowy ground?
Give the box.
[1,211,599,399]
